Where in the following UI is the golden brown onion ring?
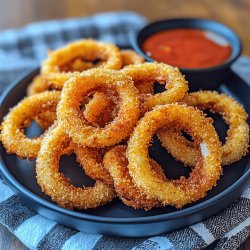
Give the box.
[36,125,115,209]
[0,91,62,159]
[83,92,116,127]
[127,104,222,208]
[121,62,188,112]
[158,91,249,166]
[57,69,140,148]
[42,39,122,89]
[120,49,144,66]
[82,51,150,126]
[27,75,58,129]
[75,146,114,186]
[104,145,166,210]
[27,75,50,96]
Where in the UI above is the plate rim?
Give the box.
[0,68,250,224]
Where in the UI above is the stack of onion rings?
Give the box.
[1,39,249,212]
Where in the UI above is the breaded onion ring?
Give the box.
[27,75,58,129]
[75,146,113,186]
[0,91,61,159]
[120,51,153,96]
[36,126,115,209]
[104,145,166,210]
[35,110,57,130]
[127,104,222,208]
[121,62,188,111]
[83,92,116,127]
[120,49,144,66]
[82,51,150,126]
[135,80,154,96]
[158,91,249,166]
[57,69,140,148]
[42,39,122,89]
[82,81,154,127]
[27,75,50,96]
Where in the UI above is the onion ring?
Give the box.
[27,75,58,129]
[42,39,122,89]
[158,91,249,166]
[121,62,188,112]
[120,50,154,96]
[120,49,144,66]
[82,82,154,127]
[34,110,57,130]
[36,125,115,209]
[82,51,150,126]
[57,69,140,147]
[127,104,222,208]
[104,145,166,210]
[0,91,66,159]
[61,59,95,72]
[27,75,50,96]
[83,92,116,127]
[75,146,114,186]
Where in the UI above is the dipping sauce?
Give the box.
[142,28,231,69]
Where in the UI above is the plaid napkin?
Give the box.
[0,11,250,250]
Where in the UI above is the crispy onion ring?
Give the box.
[57,69,140,147]
[127,104,222,208]
[120,49,144,66]
[104,145,166,210]
[27,75,50,96]
[34,110,57,130]
[120,50,154,96]
[36,125,115,209]
[75,146,114,186]
[158,91,249,166]
[83,92,116,127]
[27,75,57,129]
[135,80,154,96]
[82,52,150,127]
[42,39,122,89]
[1,91,62,159]
[82,82,154,127]
[121,62,188,111]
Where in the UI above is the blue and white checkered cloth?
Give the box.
[0,11,250,250]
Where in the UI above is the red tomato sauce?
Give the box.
[142,29,231,69]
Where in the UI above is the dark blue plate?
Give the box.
[0,69,249,237]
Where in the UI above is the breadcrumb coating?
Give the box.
[41,39,122,89]
[36,125,115,209]
[104,145,167,210]
[57,69,140,147]
[158,91,249,166]
[1,91,61,159]
[121,62,189,112]
[127,104,222,208]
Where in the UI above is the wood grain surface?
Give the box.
[0,0,249,249]
[0,0,250,56]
